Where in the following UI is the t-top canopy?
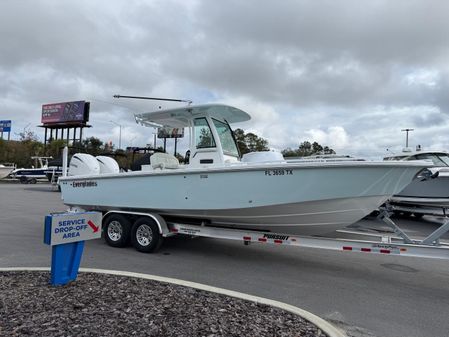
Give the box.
[134,104,251,128]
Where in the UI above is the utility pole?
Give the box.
[401,128,414,148]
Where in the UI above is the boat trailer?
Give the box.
[95,208,449,260]
[387,201,449,218]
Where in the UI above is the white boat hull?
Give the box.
[390,175,449,208]
[0,167,14,179]
[153,196,387,235]
[60,162,424,236]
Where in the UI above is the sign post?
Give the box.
[44,211,102,286]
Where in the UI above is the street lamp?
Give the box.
[110,121,122,150]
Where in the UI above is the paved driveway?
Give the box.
[1,183,448,337]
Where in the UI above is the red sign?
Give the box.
[42,101,89,124]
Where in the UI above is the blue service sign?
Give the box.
[0,120,11,132]
[44,211,102,246]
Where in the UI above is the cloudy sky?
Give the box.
[1,0,448,158]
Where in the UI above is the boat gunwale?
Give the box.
[59,160,429,182]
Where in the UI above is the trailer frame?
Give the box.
[95,208,449,260]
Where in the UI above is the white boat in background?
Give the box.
[59,104,428,236]
[10,157,55,183]
[384,148,449,208]
[0,163,15,179]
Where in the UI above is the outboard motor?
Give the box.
[96,156,120,174]
[68,153,100,176]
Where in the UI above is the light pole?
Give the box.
[152,130,157,149]
[110,121,122,150]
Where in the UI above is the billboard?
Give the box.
[157,127,184,138]
[0,120,11,132]
[41,101,90,125]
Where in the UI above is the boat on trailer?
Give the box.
[59,104,428,237]
[10,157,58,183]
[384,149,449,212]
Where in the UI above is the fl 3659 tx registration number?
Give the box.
[264,169,293,176]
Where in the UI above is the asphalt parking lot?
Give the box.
[1,182,448,337]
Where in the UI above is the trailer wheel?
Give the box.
[29,178,37,184]
[19,176,28,184]
[131,217,163,253]
[103,214,131,247]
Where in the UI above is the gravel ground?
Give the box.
[0,271,328,337]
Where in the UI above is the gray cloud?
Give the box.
[1,0,449,156]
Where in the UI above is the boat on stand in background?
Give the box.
[384,147,449,216]
[10,156,62,184]
[0,163,15,180]
[59,103,428,237]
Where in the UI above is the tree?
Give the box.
[298,141,312,156]
[282,141,335,157]
[18,129,39,142]
[81,137,106,156]
[46,139,67,158]
[233,128,269,155]
[245,133,269,153]
[312,142,323,154]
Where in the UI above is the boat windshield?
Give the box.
[410,153,449,166]
[194,118,216,149]
[212,118,239,157]
[437,154,449,166]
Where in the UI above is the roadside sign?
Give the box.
[44,211,102,286]
[0,120,11,132]
[44,211,102,246]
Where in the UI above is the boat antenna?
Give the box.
[401,128,414,148]
[113,94,192,105]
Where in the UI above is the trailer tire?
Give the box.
[103,214,131,248]
[131,217,163,253]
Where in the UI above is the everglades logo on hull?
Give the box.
[71,180,98,188]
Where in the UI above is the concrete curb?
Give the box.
[0,267,347,337]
